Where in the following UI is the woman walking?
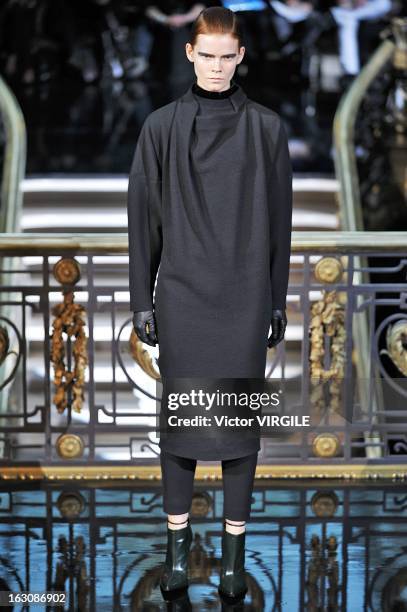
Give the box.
[127,6,292,602]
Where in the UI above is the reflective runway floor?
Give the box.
[0,479,406,610]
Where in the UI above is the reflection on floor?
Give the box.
[0,479,406,610]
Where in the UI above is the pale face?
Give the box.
[185,33,245,92]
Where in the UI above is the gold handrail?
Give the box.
[0,75,27,422]
[333,39,395,227]
[0,230,406,254]
[332,33,398,459]
[0,74,26,233]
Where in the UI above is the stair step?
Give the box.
[22,177,338,207]
[21,177,339,232]
[20,209,338,232]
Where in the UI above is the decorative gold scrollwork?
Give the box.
[309,258,347,456]
[50,258,88,413]
[380,319,407,377]
[129,328,160,380]
[0,321,22,390]
[0,326,10,365]
[56,433,85,459]
[309,289,346,410]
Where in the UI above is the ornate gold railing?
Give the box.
[0,231,406,478]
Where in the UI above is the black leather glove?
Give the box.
[132,310,158,347]
[267,309,287,348]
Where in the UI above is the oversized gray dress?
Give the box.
[127,81,293,460]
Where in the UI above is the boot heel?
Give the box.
[160,518,192,599]
[218,521,248,601]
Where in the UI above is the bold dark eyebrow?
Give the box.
[197,52,237,58]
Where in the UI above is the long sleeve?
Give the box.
[127,117,163,312]
[269,118,293,311]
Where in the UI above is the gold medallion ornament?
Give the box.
[314,256,343,284]
[50,258,88,413]
[53,258,81,285]
[56,434,85,459]
[129,328,160,379]
[312,433,340,458]
[309,289,346,414]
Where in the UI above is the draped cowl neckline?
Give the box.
[168,81,250,216]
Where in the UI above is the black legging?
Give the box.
[160,451,258,522]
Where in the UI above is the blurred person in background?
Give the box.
[0,0,60,84]
[264,0,394,88]
[142,1,221,86]
[328,0,393,78]
[221,0,334,87]
[220,0,279,61]
[145,1,208,27]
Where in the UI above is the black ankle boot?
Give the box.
[218,522,248,601]
[160,519,192,597]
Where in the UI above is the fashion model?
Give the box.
[127,6,293,603]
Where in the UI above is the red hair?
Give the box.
[189,7,244,48]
